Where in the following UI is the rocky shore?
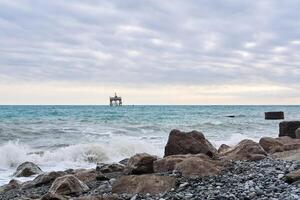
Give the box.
[1,121,300,200]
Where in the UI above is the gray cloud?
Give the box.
[0,0,300,86]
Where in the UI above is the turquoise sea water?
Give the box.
[0,105,299,185]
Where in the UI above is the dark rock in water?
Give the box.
[118,158,129,165]
[23,171,66,189]
[164,129,218,158]
[226,115,236,118]
[265,111,284,120]
[279,121,300,138]
[13,161,43,177]
[259,136,300,153]
[0,179,22,193]
[153,154,222,178]
[96,163,125,173]
[40,193,67,200]
[296,128,300,139]
[124,153,157,175]
[220,139,267,161]
[74,169,108,183]
[218,144,230,153]
[112,175,176,195]
[284,169,300,184]
[49,175,89,195]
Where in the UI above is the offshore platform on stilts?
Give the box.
[110,93,122,106]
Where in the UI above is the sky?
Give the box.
[0,0,299,105]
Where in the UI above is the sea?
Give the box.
[0,105,299,185]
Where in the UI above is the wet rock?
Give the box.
[260,136,300,154]
[154,154,222,178]
[112,175,176,195]
[220,139,267,161]
[0,179,22,192]
[125,153,158,175]
[164,129,217,157]
[23,171,66,188]
[279,121,300,138]
[96,163,125,173]
[49,175,89,195]
[74,169,108,183]
[218,144,230,154]
[13,161,43,177]
[265,111,284,120]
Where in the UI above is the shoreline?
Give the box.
[1,124,300,200]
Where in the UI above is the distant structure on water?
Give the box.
[110,93,122,106]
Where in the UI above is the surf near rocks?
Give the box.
[1,129,300,199]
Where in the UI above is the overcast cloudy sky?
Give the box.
[0,0,299,104]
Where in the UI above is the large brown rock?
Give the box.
[164,129,217,157]
[74,169,108,183]
[220,139,267,161]
[23,171,66,189]
[279,121,300,138]
[153,154,222,178]
[283,169,300,184]
[13,161,43,177]
[272,149,300,161]
[125,153,158,175]
[0,179,22,193]
[96,163,125,173]
[218,144,230,154]
[49,175,89,195]
[259,136,300,153]
[259,137,284,153]
[112,175,176,195]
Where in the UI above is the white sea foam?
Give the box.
[0,136,163,185]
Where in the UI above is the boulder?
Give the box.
[49,175,89,195]
[74,169,108,183]
[259,137,284,153]
[218,144,230,154]
[259,136,300,153]
[279,121,300,138]
[283,169,300,184]
[296,128,300,139]
[0,179,22,192]
[164,129,217,157]
[272,149,300,161]
[119,158,129,165]
[220,139,267,161]
[112,175,176,195]
[96,163,125,173]
[153,154,222,178]
[125,153,158,175]
[265,111,284,120]
[13,161,43,177]
[23,171,66,188]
